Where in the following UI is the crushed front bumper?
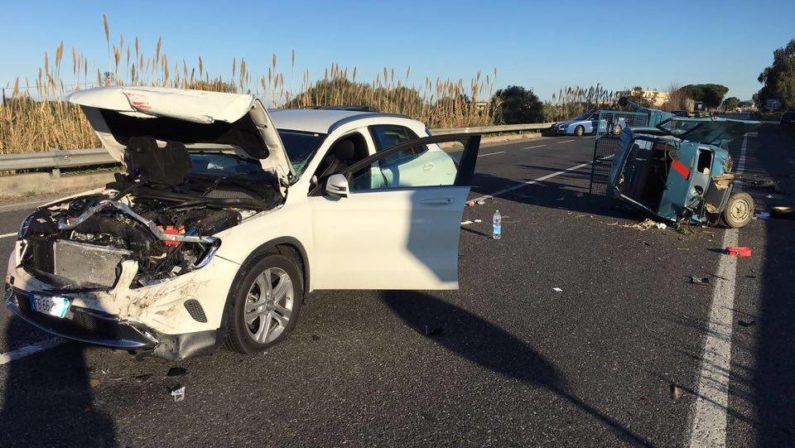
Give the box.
[4,284,157,349]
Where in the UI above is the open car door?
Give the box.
[308,134,480,290]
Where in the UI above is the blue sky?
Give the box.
[1,0,793,101]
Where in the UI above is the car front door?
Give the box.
[308,134,480,290]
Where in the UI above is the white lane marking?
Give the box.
[472,157,607,202]
[557,139,575,143]
[523,144,547,149]
[0,232,16,240]
[478,151,505,158]
[0,338,64,365]
[688,133,748,447]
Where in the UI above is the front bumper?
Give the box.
[5,284,157,349]
[5,284,219,359]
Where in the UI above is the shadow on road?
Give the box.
[0,317,117,448]
[750,124,795,446]
[471,170,638,221]
[380,290,653,447]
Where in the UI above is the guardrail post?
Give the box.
[50,148,61,178]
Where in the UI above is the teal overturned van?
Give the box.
[604,116,760,228]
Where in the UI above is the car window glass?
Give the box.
[369,125,428,164]
[277,130,326,175]
[348,140,462,192]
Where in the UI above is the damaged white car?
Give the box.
[4,87,481,360]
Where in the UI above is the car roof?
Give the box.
[267,109,409,134]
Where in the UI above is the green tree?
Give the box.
[492,85,544,124]
[722,96,741,111]
[680,84,729,109]
[757,39,795,110]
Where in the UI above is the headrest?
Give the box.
[333,140,356,161]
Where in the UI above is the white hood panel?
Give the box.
[68,87,293,183]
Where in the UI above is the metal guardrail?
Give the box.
[431,122,553,135]
[0,148,115,174]
[0,122,554,173]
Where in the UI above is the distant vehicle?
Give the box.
[606,116,760,228]
[549,110,619,136]
[693,101,706,117]
[780,111,795,125]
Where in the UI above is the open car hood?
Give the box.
[68,87,294,183]
[657,117,760,146]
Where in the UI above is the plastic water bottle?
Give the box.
[492,210,502,240]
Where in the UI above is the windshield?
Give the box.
[571,112,592,121]
[189,153,265,177]
[278,129,326,176]
[657,119,703,136]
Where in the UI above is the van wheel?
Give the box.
[225,253,304,354]
[722,192,754,228]
[574,126,584,137]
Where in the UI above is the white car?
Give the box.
[4,87,481,360]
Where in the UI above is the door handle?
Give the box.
[420,197,453,205]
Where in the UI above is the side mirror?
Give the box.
[325,174,349,198]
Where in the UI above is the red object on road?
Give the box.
[725,246,752,257]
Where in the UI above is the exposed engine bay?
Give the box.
[17,137,283,289]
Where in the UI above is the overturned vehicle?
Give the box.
[5,87,483,360]
[605,117,760,228]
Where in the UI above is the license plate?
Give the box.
[28,294,71,318]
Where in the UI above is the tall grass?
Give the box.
[0,16,498,154]
[543,84,621,122]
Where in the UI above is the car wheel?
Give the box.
[574,126,584,137]
[722,192,754,228]
[225,253,304,354]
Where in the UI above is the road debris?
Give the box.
[725,246,752,257]
[754,211,770,220]
[167,367,187,377]
[474,219,482,223]
[134,373,152,383]
[552,287,563,292]
[170,385,186,402]
[461,220,474,226]
[476,200,486,205]
[670,384,683,401]
[770,205,794,219]
[89,378,100,389]
[466,201,475,207]
[690,276,710,286]
[738,319,756,327]
[623,218,667,231]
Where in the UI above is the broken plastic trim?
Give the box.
[56,199,218,245]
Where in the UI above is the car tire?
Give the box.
[574,126,584,137]
[722,192,754,228]
[224,253,304,354]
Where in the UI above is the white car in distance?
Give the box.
[4,87,481,360]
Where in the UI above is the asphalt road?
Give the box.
[0,128,792,447]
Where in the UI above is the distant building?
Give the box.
[639,89,669,107]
